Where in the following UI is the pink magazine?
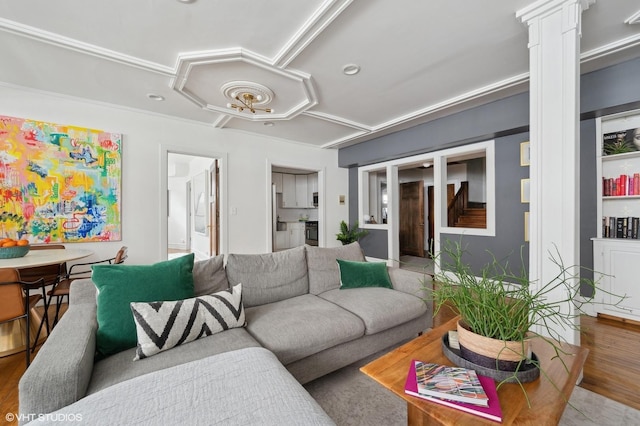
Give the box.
[404,360,503,423]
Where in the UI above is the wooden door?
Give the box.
[427,186,434,256]
[209,160,220,256]
[446,183,455,227]
[400,181,425,257]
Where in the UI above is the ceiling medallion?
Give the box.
[222,81,274,114]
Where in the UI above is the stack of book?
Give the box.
[603,174,640,196]
[602,216,640,239]
[404,360,502,422]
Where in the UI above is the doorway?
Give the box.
[270,165,322,252]
[167,153,219,260]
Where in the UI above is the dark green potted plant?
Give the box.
[336,220,368,245]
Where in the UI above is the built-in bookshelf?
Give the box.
[598,113,640,239]
[593,109,640,322]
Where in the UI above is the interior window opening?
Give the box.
[445,154,487,229]
[362,168,387,225]
[357,140,495,265]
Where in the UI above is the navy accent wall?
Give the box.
[339,57,640,279]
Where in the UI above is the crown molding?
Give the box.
[0,18,173,76]
[625,10,640,25]
[303,110,370,131]
[580,33,640,65]
[274,0,354,68]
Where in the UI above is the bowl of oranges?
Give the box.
[0,238,30,259]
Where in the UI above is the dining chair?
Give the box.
[0,268,46,367]
[48,246,128,326]
[17,244,67,347]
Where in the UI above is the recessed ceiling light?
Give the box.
[342,64,361,76]
[147,93,165,101]
[177,0,196,3]
[263,122,275,127]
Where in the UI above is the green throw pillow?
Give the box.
[337,259,393,289]
[92,254,195,358]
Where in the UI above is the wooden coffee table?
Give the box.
[360,316,589,425]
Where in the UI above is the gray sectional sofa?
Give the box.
[19,242,432,425]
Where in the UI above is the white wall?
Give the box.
[0,84,348,264]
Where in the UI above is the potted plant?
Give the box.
[336,220,368,245]
[428,239,624,395]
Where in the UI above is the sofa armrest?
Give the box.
[19,303,97,421]
[69,278,97,306]
[387,267,432,301]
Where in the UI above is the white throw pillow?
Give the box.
[130,283,245,360]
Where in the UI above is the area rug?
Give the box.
[304,352,640,425]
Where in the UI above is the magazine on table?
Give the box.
[414,360,489,406]
[404,360,502,423]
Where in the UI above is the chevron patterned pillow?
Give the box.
[130,283,245,360]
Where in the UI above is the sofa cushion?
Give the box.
[337,259,393,289]
[37,347,335,426]
[193,254,229,296]
[306,242,365,294]
[92,254,195,358]
[226,246,308,308]
[319,288,428,335]
[131,284,245,360]
[245,294,364,365]
[87,328,261,395]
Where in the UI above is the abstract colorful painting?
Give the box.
[0,115,122,243]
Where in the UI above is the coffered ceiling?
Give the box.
[0,1,639,149]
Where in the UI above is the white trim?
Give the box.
[437,141,496,237]
[0,18,173,76]
[357,140,496,263]
[274,0,354,68]
[266,159,326,252]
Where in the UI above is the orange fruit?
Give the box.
[0,238,12,244]
[17,239,29,246]
[2,241,17,247]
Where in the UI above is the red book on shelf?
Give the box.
[630,176,635,196]
[620,175,627,196]
[404,360,503,423]
[635,174,640,196]
[608,178,614,196]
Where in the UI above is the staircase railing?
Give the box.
[447,181,468,227]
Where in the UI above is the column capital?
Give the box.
[516,0,594,24]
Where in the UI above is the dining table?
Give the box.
[0,248,94,357]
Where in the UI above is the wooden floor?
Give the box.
[1,305,639,424]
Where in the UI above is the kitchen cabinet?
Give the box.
[282,174,296,208]
[272,172,283,193]
[276,173,318,209]
[295,175,308,208]
[308,173,318,207]
[593,239,640,322]
[274,230,289,251]
[289,222,305,247]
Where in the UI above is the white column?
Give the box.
[517,0,593,344]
